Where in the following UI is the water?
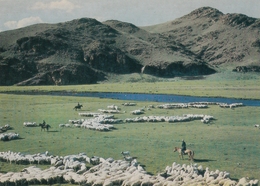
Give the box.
[48,92,260,106]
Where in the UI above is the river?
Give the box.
[42,92,260,106]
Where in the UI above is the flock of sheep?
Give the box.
[0,124,20,141]
[1,101,259,186]
[0,150,258,186]
[18,101,253,133]
[55,101,243,131]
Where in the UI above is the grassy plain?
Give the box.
[0,82,260,183]
[0,75,260,185]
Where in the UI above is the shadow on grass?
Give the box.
[47,130,59,133]
[193,158,216,162]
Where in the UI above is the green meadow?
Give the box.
[0,80,260,184]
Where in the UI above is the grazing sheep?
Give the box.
[130,109,144,115]
[0,133,19,141]
[98,109,120,114]
[255,124,259,128]
[122,102,136,106]
[121,151,130,156]
[107,104,120,110]
[23,122,37,127]
[124,156,133,162]
[0,151,258,186]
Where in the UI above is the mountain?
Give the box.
[0,7,259,85]
[143,7,260,71]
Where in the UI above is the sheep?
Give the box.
[0,151,258,186]
[59,124,65,128]
[122,102,136,106]
[255,124,259,128]
[130,109,144,115]
[23,122,37,127]
[107,104,120,110]
[78,112,101,117]
[121,151,130,157]
[65,124,72,127]
[90,156,100,165]
[201,119,210,124]
[3,124,11,130]
[124,156,133,162]
[0,133,19,141]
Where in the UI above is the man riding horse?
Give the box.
[74,103,83,110]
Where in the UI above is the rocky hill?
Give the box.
[143,7,260,72]
[0,7,259,85]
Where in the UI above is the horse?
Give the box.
[173,147,194,161]
[39,123,51,131]
[73,104,83,111]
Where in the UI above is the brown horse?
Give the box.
[174,147,194,161]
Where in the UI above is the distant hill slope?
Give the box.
[1,7,259,85]
[143,7,260,71]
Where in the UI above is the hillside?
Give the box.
[143,7,260,71]
[0,7,259,85]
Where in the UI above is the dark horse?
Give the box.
[73,104,83,111]
[39,123,51,131]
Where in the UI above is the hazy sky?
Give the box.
[0,0,260,32]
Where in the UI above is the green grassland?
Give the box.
[0,72,260,100]
[0,90,260,183]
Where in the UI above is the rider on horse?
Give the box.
[181,139,186,154]
[42,120,46,126]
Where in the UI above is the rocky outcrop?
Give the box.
[82,42,142,73]
[16,65,105,86]
[142,62,216,77]
[233,66,260,73]
[0,57,37,85]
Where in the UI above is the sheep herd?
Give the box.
[61,112,215,131]
[0,150,258,186]
[2,101,259,186]
[57,101,226,131]
[19,101,245,133]
[0,124,20,141]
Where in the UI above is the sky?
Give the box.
[0,0,260,32]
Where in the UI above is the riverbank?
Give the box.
[0,79,260,100]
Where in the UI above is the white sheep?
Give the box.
[130,109,144,115]
[23,122,37,127]
[124,156,133,162]
[121,151,130,156]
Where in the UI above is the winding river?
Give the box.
[44,92,260,106]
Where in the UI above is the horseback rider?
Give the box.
[77,102,80,107]
[181,139,186,154]
[42,120,46,126]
